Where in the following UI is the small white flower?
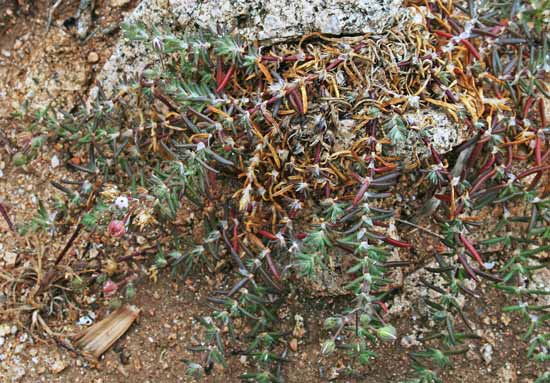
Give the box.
[51,155,60,168]
[114,196,129,210]
[196,142,206,151]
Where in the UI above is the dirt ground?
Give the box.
[0,1,548,382]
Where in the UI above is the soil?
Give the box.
[0,1,548,383]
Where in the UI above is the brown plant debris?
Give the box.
[74,305,140,359]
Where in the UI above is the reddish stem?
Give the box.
[457,252,480,281]
[382,236,412,248]
[523,96,535,119]
[353,178,371,206]
[459,233,485,267]
[232,220,239,253]
[460,39,481,61]
[0,202,16,233]
[265,251,281,280]
[215,64,235,94]
[258,230,278,241]
[517,165,550,179]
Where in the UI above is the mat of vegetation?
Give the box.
[1,0,549,382]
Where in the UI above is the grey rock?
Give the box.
[93,0,402,99]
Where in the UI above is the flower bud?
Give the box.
[108,220,125,237]
[103,280,118,297]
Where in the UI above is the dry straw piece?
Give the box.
[74,305,140,359]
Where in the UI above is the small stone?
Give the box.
[289,338,298,352]
[51,155,60,168]
[87,51,100,63]
[1,49,11,58]
[13,40,22,50]
[0,325,10,337]
[14,343,25,354]
[481,343,493,364]
[51,359,67,374]
[111,0,131,6]
[0,337,4,347]
[29,348,38,356]
[3,252,17,267]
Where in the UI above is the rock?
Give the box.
[3,251,17,267]
[50,359,67,374]
[0,324,10,337]
[14,343,25,354]
[93,0,403,99]
[51,155,60,168]
[289,338,298,352]
[111,0,131,6]
[481,343,493,365]
[87,51,100,63]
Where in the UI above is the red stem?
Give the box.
[265,251,281,280]
[382,236,412,248]
[215,64,235,94]
[457,252,480,281]
[459,233,485,267]
[258,230,278,241]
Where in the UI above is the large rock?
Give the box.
[93,0,402,98]
[91,0,463,157]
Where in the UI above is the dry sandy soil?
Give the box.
[0,1,547,382]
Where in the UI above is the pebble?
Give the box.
[1,49,11,58]
[3,251,17,267]
[51,155,60,168]
[87,51,100,63]
[14,343,25,354]
[481,343,493,364]
[13,39,22,50]
[111,0,131,6]
[289,338,298,352]
[51,359,67,374]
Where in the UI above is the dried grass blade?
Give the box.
[74,305,140,359]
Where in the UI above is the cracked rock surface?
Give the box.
[94,0,403,98]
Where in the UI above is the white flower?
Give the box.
[114,196,129,210]
[51,155,60,168]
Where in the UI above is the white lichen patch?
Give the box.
[391,108,463,160]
